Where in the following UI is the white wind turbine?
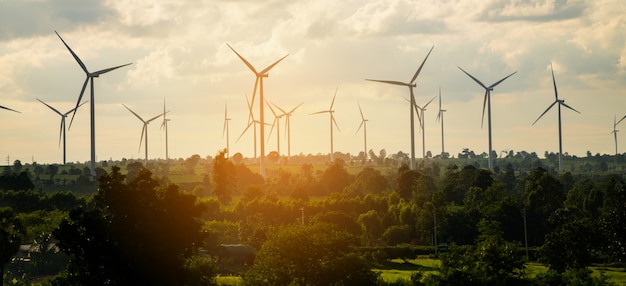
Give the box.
[273,102,302,159]
[436,87,446,157]
[356,102,368,160]
[223,103,231,158]
[611,115,626,155]
[123,104,164,164]
[532,64,580,172]
[227,43,288,177]
[366,46,434,169]
[56,31,132,178]
[411,96,436,159]
[161,98,171,161]
[310,88,340,162]
[37,99,87,164]
[458,66,517,170]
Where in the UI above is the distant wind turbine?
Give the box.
[436,87,446,157]
[412,96,436,159]
[223,103,231,158]
[123,104,164,163]
[37,99,87,164]
[611,115,626,155]
[227,43,288,177]
[161,98,171,161]
[356,102,368,160]
[366,45,434,169]
[56,31,132,178]
[237,94,271,158]
[310,88,340,162]
[532,64,580,172]
[458,66,517,170]
[273,102,302,159]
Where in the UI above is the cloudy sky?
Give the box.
[1,0,625,165]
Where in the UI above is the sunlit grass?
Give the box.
[216,275,243,285]
[373,258,440,283]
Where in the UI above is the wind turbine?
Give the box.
[123,104,164,164]
[37,99,87,164]
[366,45,434,169]
[161,98,171,161]
[237,94,271,159]
[266,100,284,155]
[356,102,368,160]
[227,43,288,177]
[458,66,517,170]
[56,31,132,178]
[273,102,302,159]
[436,87,446,157]
[611,115,626,155]
[223,103,231,158]
[412,96,436,159]
[310,88,340,162]
[532,64,580,172]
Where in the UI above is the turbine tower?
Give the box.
[412,96,436,159]
[223,103,231,158]
[366,45,434,169]
[436,87,446,157]
[227,43,288,177]
[274,102,302,159]
[56,31,132,178]
[37,99,87,164]
[310,88,340,162]
[458,66,516,170]
[123,104,164,164]
[612,115,626,155]
[532,64,580,172]
[356,102,368,160]
[161,98,171,161]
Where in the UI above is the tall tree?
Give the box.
[212,149,236,204]
[1,208,25,286]
[53,166,214,285]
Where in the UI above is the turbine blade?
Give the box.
[266,99,277,116]
[236,122,254,143]
[55,31,88,74]
[332,115,340,132]
[65,100,88,116]
[123,104,146,122]
[481,90,488,128]
[617,115,626,126]
[410,45,434,84]
[58,118,64,148]
[560,102,580,114]
[309,110,329,115]
[37,98,63,116]
[267,117,277,141]
[532,101,558,126]
[365,79,409,86]
[411,96,422,130]
[488,71,517,89]
[551,63,558,100]
[68,77,89,129]
[0,105,20,113]
[226,43,259,75]
[260,54,289,74]
[358,102,364,120]
[146,112,164,123]
[356,121,364,135]
[458,66,487,89]
[273,102,287,115]
[423,96,436,109]
[245,93,255,122]
[330,87,338,109]
[287,102,303,114]
[93,63,133,76]
[138,125,146,152]
[250,78,259,115]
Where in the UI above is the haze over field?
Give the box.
[1,0,625,164]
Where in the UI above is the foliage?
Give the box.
[212,149,236,204]
[243,223,378,286]
[53,166,214,285]
[1,207,25,286]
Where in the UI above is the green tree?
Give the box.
[244,223,378,286]
[212,149,236,204]
[1,207,25,286]
[53,166,215,285]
